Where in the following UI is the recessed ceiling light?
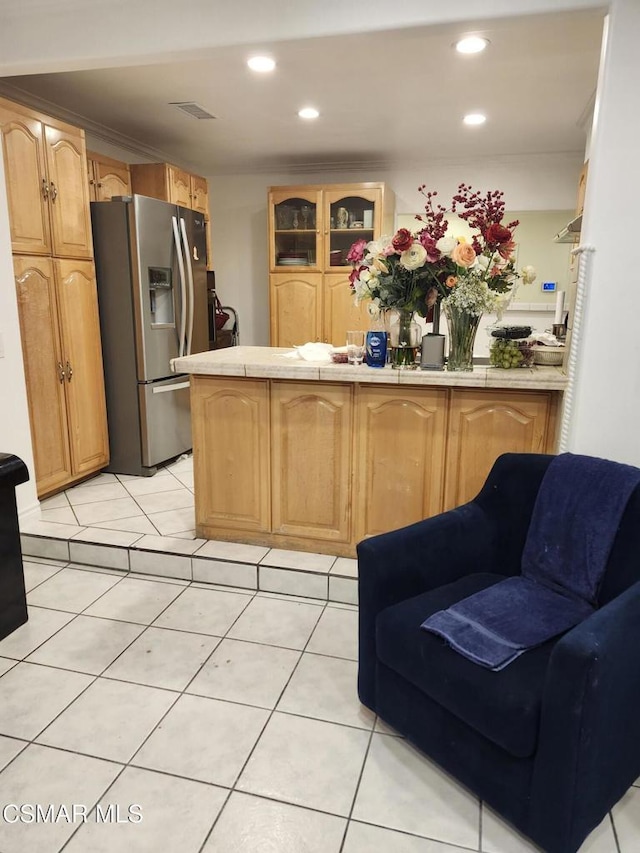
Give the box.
[298,107,319,120]
[455,36,489,54]
[463,113,487,126]
[247,56,275,72]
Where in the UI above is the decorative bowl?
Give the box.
[532,345,565,366]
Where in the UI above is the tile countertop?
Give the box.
[171,346,568,391]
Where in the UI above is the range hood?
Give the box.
[554,213,582,244]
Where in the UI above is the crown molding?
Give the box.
[0,80,173,164]
[0,80,587,179]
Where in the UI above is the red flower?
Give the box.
[346,238,367,264]
[484,223,512,246]
[349,265,366,288]
[391,228,413,252]
[497,240,516,260]
[418,231,441,262]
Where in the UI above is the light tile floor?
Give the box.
[8,458,640,851]
[0,557,637,852]
[19,455,358,604]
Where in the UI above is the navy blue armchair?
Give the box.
[358,452,640,853]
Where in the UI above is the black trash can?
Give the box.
[0,453,29,640]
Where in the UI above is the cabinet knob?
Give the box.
[56,361,65,383]
[42,179,50,200]
[66,360,73,382]
[49,181,58,202]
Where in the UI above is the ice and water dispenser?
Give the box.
[148,267,174,326]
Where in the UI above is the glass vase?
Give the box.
[444,304,482,371]
[389,308,420,370]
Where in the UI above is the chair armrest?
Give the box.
[0,454,29,489]
[357,501,497,708]
[530,580,640,852]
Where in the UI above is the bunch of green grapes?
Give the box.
[490,339,524,369]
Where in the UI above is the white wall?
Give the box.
[208,153,583,347]
[567,0,640,464]
[0,154,38,514]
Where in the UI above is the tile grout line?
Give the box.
[195,596,329,852]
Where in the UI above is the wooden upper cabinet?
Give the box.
[44,125,93,259]
[87,150,132,201]
[130,162,209,215]
[268,187,322,272]
[0,98,93,259]
[190,174,209,217]
[268,183,395,346]
[168,165,191,207]
[0,103,52,255]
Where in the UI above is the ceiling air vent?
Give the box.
[170,102,217,120]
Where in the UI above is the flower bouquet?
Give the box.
[347,183,537,371]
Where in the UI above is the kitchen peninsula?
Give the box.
[172,347,566,557]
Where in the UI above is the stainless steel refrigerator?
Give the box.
[90,194,208,476]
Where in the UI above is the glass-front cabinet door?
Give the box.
[269,188,321,271]
[322,185,382,270]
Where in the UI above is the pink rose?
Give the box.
[451,243,476,268]
[392,228,413,252]
[346,239,367,264]
[445,275,458,289]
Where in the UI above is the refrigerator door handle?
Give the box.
[172,215,187,357]
[152,380,190,393]
[179,217,195,356]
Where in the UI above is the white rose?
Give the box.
[475,255,490,271]
[436,236,457,256]
[521,265,537,285]
[367,236,391,256]
[400,242,428,271]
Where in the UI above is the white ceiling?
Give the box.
[0,9,603,176]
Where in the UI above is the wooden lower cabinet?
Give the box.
[444,389,556,510]
[13,256,109,496]
[190,376,560,556]
[324,274,370,347]
[270,273,322,346]
[54,260,109,477]
[192,376,271,535]
[271,382,352,542]
[354,386,447,541]
[13,256,72,494]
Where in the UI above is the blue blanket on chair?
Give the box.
[421,453,640,670]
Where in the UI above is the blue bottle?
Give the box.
[366,329,387,368]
